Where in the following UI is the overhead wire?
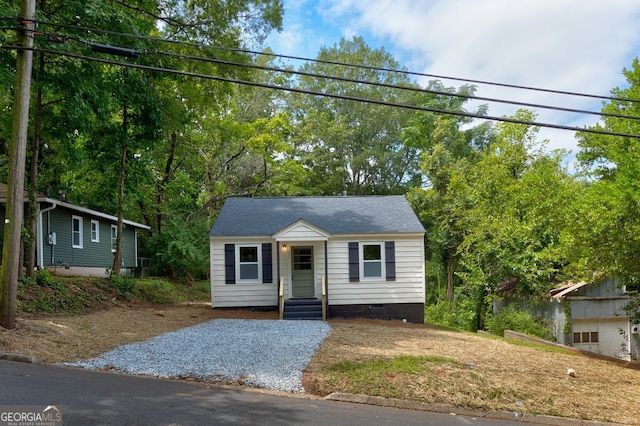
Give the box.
[1,18,640,139]
[25,18,640,106]
[4,24,639,123]
[3,44,638,140]
[141,48,640,122]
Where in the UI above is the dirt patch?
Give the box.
[2,304,639,425]
[1,302,277,363]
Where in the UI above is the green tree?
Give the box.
[0,0,285,278]
[404,82,494,302]
[570,58,640,316]
[453,110,578,329]
[286,36,420,195]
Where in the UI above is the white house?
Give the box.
[209,196,426,323]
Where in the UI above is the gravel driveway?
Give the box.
[63,319,332,393]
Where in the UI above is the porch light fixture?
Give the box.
[281,244,288,252]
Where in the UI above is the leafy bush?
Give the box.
[485,304,553,340]
[110,274,134,300]
[18,269,53,287]
[141,216,209,279]
[131,279,181,304]
[425,298,478,331]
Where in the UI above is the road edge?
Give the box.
[325,392,628,426]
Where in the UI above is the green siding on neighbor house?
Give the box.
[0,205,138,270]
[41,207,137,268]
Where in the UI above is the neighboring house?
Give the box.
[549,279,639,362]
[209,196,426,323]
[0,183,150,277]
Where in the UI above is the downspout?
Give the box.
[37,201,56,270]
[134,228,138,267]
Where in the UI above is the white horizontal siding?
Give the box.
[210,238,278,308]
[326,236,425,305]
[278,225,327,240]
[211,234,424,307]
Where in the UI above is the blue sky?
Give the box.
[265,0,640,163]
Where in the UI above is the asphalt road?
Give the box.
[0,360,536,426]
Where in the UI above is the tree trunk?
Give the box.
[111,102,127,276]
[446,249,455,302]
[1,0,35,329]
[156,131,177,235]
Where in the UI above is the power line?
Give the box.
[4,23,639,122]
[142,48,640,122]
[4,44,638,140]
[19,18,640,106]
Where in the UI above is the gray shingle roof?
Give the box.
[210,196,425,237]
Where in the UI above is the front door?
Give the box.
[292,246,314,298]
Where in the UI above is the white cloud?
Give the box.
[308,0,640,152]
[268,0,640,155]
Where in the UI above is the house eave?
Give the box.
[40,197,150,230]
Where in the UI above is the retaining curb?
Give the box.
[324,393,628,426]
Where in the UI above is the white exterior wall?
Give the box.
[210,233,425,308]
[572,318,632,361]
[326,235,425,305]
[210,237,278,308]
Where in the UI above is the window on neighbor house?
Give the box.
[238,245,260,281]
[91,220,99,243]
[111,225,117,252]
[362,243,383,278]
[72,216,83,248]
[573,331,599,344]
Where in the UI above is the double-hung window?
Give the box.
[72,216,83,248]
[111,225,118,252]
[349,241,395,282]
[90,220,100,243]
[362,243,383,278]
[237,245,261,281]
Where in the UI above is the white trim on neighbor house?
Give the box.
[40,197,149,230]
[111,224,117,252]
[90,219,100,243]
[72,215,83,249]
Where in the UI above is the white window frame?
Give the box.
[236,244,261,283]
[111,225,118,252]
[360,242,385,279]
[90,219,100,243]
[72,215,83,249]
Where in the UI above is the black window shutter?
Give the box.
[348,242,359,282]
[262,243,273,283]
[224,244,235,284]
[385,241,396,281]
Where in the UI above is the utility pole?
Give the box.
[1,0,36,329]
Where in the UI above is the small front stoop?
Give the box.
[283,298,323,320]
